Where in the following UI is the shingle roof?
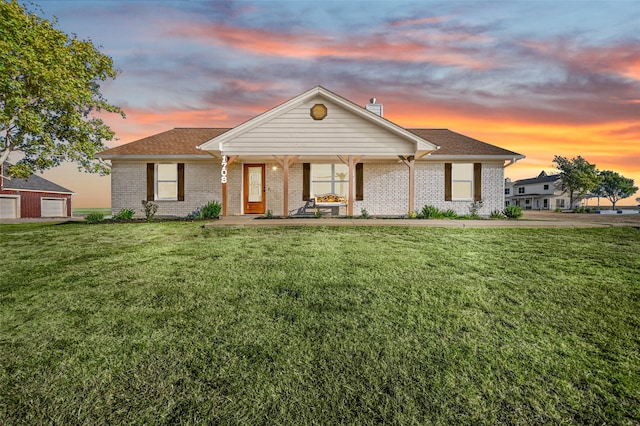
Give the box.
[97,128,230,157]
[2,163,74,193]
[97,127,522,158]
[408,129,522,157]
[513,171,560,186]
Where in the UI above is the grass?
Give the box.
[72,207,112,216]
[1,223,639,425]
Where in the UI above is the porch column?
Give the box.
[221,155,238,217]
[274,155,299,217]
[399,155,415,214]
[338,155,364,216]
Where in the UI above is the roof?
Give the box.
[408,129,522,157]
[97,128,230,158]
[95,89,523,160]
[513,171,561,186]
[97,127,522,158]
[2,163,74,193]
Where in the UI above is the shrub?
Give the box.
[314,208,323,218]
[359,208,370,219]
[199,200,222,219]
[85,212,104,223]
[503,205,523,219]
[408,211,418,219]
[112,208,135,220]
[490,209,506,219]
[264,209,273,219]
[442,209,457,218]
[141,200,158,221]
[468,200,484,218]
[420,205,442,219]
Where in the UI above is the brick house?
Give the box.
[1,163,74,219]
[97,86,525,217]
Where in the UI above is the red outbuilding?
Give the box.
[1,163,74,219]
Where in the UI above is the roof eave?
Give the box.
[421,154,526,161]
[96,154,214,160]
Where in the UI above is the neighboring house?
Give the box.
[505,171,576,210]
[0,163,74,219]
[97,86,525,217]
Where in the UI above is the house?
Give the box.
[97,86,525,217]
[0,163,74,219]
[505,171,575,210]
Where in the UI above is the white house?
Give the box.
[505,171,575,210]
[97,86,524,217]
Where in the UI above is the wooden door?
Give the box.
[244,164,265,214]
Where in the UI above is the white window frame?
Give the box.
[310,164,349,197]
[156,163,178,200]
[451,163,474,200]
[518,187,525,194]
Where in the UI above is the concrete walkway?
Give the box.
[204,214,638,228]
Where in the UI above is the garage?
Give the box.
[0,196,19,219]
[41,198,67,217]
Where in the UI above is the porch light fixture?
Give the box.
[310,103,327,120]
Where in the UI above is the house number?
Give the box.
[221,155,227,183]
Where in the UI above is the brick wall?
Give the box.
[353,163,409,215]
[415,162,504,215]
[110,160,506,217]
[111,161,221,217]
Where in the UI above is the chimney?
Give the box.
[365,97,383,117]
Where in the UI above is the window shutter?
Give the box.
[177,163,185,201]
[303,163,310,201]
[444,163,452,201]
[146,163,155,201]
[356,163,364,201]
[474,163,482,201]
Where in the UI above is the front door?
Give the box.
[244,164,266,214]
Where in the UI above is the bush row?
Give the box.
[86,200,222,223]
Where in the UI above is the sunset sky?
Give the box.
[28,0,640,207]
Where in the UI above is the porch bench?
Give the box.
[314,194,347,207]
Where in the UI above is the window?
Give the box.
[451,163,474,199]
[543,184,549,190]
[518,187,525,194]
[310,164,349,197]
[157,164,178,199]
[556,199,565,208]
[505,188,510,195]
[146,163,184,201]
[444,163,481,201]
[543,199,548,209]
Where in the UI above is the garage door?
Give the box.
[0,197,19,219]
[41,198,66,217]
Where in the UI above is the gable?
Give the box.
[198,86,438,157]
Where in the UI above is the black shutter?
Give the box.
[146,163,155,201]
[303,163,310,201]
[474,163,482,202]
[356,163,363,201]
[177,163,185,201]
[444,163,452,201]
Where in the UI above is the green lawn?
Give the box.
[1,223,639,425]
[72,207,112,216]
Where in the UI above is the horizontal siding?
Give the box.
[224,97,415,155]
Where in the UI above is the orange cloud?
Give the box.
[167,22,492,70]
